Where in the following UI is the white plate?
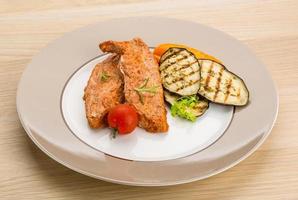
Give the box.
[61,54,234,161]
[17,17,278,186]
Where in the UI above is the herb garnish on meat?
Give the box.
[99,71,110,81]
[134,78,158,104]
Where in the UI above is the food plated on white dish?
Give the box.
[17,17,278,185]
[83,38,249,138]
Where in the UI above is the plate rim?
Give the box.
[16,106,278,186]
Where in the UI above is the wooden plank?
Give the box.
[0,0,297,199]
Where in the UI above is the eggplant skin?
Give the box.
[159,48,201,96]
[198,59,249,106]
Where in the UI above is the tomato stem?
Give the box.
[111,128,118,139]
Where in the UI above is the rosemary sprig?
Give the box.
[99,71,110,82]
[134,78,159,104]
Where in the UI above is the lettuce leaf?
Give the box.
[170,95,199,121]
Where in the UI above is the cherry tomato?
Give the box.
[107,104,138,136]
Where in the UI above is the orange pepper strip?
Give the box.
[153,43,222,64]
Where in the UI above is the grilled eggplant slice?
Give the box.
[184,96,209,117]
[198,60,249,106]
[164,90,180,105]
[164,90,209,119]
[159,48,200,96]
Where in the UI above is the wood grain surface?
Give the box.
[0,0,297,199]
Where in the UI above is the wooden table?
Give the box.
[1,0,297,199]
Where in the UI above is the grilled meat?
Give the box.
[83,54,124,128]
[99,38,169,132]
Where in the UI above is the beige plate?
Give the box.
[17,17,278,186]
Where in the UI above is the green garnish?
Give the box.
[134,78,159,104]
[171,95,199,122]
[99,71,110,81]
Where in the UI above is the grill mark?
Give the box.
[161,55,191,70]
[163,59,197,72]
[236,88,241,100]
[160,50,177,63]
[165,69,200,84]
[179,61,198,71]
[176,79,200,91]
[193,101,208,109]
[163,61,198,79]
[160,48,184,63]
[224,78,233,102]
[175,54,192,62]
[213,67,224,101]
[203,61,214,91]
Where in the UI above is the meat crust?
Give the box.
[83,54,124,128]
[99,38,169,132]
